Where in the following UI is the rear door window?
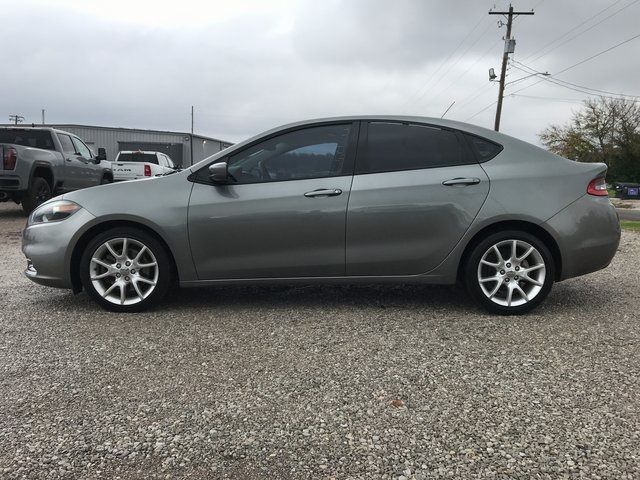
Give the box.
[356,122,473,174]
[57,134,77,155]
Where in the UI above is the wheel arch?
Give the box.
[30,163,55,189]
[69,220,179,293]
[457,220,562,282]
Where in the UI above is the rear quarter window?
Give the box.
[464,134,503,162]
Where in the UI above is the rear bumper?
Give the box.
[544,195,621,281]
[0,174,24,192]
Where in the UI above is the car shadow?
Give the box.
[34,278,617,320]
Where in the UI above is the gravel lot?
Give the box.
[0,202,638,479]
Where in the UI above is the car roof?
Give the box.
[244,115,509,145]
[0,126,71,135]
[118,151,161,155]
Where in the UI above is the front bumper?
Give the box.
[22,208,96,289]
[544,195,621,281]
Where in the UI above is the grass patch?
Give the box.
[620,220,640,232]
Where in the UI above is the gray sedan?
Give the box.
[21,116,620,314]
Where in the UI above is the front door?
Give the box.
[188,123,358,280]
[71,136,101,187]
[346,121,491,276]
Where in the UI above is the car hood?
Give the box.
[63,171,192,219]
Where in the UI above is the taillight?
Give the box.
[3,146,17,170]
[144,164,151,176]
[587,177,608,196]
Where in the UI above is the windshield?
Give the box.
[0,129,55,150]
[116,152,158,164]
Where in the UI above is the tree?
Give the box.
[539,97,640,182]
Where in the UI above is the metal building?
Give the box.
[48,124,232,167]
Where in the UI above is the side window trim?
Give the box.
[189,121,359,185]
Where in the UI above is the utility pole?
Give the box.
[489,4,534,131]
[191,105,194,134]
[41,109,45,125]
[9,114,24,125]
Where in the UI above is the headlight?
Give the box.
[29,200,82,225]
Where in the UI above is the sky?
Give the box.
[1,0,639,145]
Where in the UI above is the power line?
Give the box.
[511,60,640,98]
[511,32,640,95]
[402,11,487,108]
[520,0,626,62]
[543,77,640,102]
[525,0,640,64]
[421,18,495,102]
[555,33,640,75]
[429,37,501,108]
[508,93,584,103]
[510,64,640,102]
[466,100,497,121]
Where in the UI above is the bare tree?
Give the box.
[539,97,640,180]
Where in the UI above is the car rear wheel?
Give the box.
[464,230,555,315]
[22,177,52,215]
[80,227,172,312]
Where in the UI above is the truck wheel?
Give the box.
[22,177,52,215]
[100,175,113,185]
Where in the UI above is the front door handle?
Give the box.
[442,177,481,186]
[304,188,342,198]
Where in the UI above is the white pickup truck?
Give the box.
[111,151,177,181]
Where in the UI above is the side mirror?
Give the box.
[96,147,107,161]
[208,161,228,183]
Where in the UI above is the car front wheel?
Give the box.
[464,230,555,315]
[80,227,172,312]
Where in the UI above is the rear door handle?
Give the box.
[442,177,481,186]
[304,188,342,198]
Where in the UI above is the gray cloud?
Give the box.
[1,0,639,145]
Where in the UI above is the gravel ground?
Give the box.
[0,202,638,479]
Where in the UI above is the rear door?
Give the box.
[346,121,490,276]
[188,122,358,280]
[56,133,83,190]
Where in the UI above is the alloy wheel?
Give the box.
[477,239,546,307]
[89,237,159,306]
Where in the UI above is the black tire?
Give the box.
[100,175,112,185]
[21,177,52,215]
[464,230,555,315]
[79,227,172,312]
